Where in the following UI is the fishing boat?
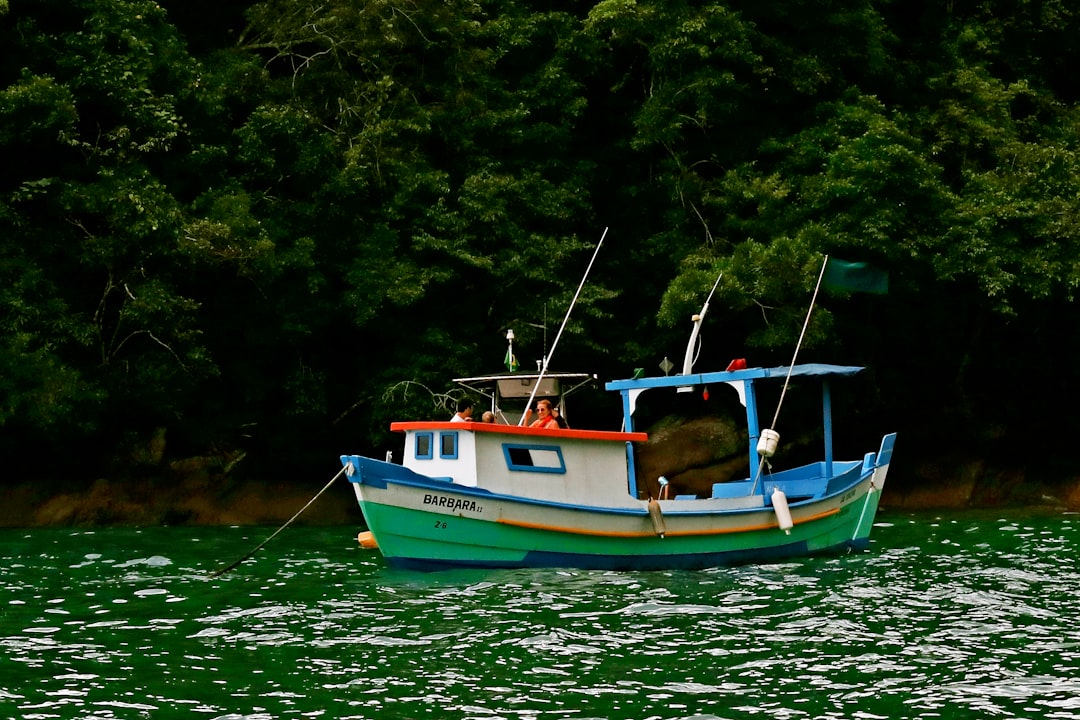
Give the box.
[340,293,895,570]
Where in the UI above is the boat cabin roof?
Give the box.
[606,363,863,391]
[454,372,597,400]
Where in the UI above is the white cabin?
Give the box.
[391,421,647,508]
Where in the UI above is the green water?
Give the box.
[1,511,1078,719]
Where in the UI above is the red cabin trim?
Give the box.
[389,421,647,443]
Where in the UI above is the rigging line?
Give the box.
[751,254,829,494]
[519,227,609,425]
[769,254,829,430]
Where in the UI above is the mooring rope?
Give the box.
[209,463,349,578]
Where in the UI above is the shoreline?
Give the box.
[2,467,1078,528]
[0,476,365,529]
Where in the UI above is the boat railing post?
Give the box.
[743,379,762,489]
[822,381,834,478]
[621,389,638,496]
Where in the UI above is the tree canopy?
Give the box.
[3,0,1080,483]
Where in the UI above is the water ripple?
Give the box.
[2,515,1080,719]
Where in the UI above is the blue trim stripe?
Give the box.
[340,454,872,517]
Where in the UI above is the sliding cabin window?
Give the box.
[502,444,566,474]
[415,432,434,460]
[439,432,459,459]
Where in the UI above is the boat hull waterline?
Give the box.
[340,449,891,571]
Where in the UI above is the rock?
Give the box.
[635,415,749,498]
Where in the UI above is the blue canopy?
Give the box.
[606,363,864,392]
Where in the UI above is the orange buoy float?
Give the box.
[357,531,379,549]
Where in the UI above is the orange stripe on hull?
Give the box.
[497,507,841,538]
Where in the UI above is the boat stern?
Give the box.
[848,432,897,548]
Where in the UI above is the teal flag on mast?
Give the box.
[823,258,889,294]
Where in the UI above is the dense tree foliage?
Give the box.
[2,0,1079,485]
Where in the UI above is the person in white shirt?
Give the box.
[451,399,473,422]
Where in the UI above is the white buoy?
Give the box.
[771,487,793,535]
[647,498,667,538]
[757,428,780,457]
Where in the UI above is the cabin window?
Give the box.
[502,444,566,474]
[439,432,459,459]
[415,432,434,460]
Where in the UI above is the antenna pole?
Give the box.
[680,271,723,376]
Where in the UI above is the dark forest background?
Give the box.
[3,0,1080,491]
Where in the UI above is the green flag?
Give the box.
[823,258,888,294]
[504,347,518,372]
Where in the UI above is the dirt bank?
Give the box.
[0,474,364,528]
[1,453,1077,528]
[882,453,1080,512]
